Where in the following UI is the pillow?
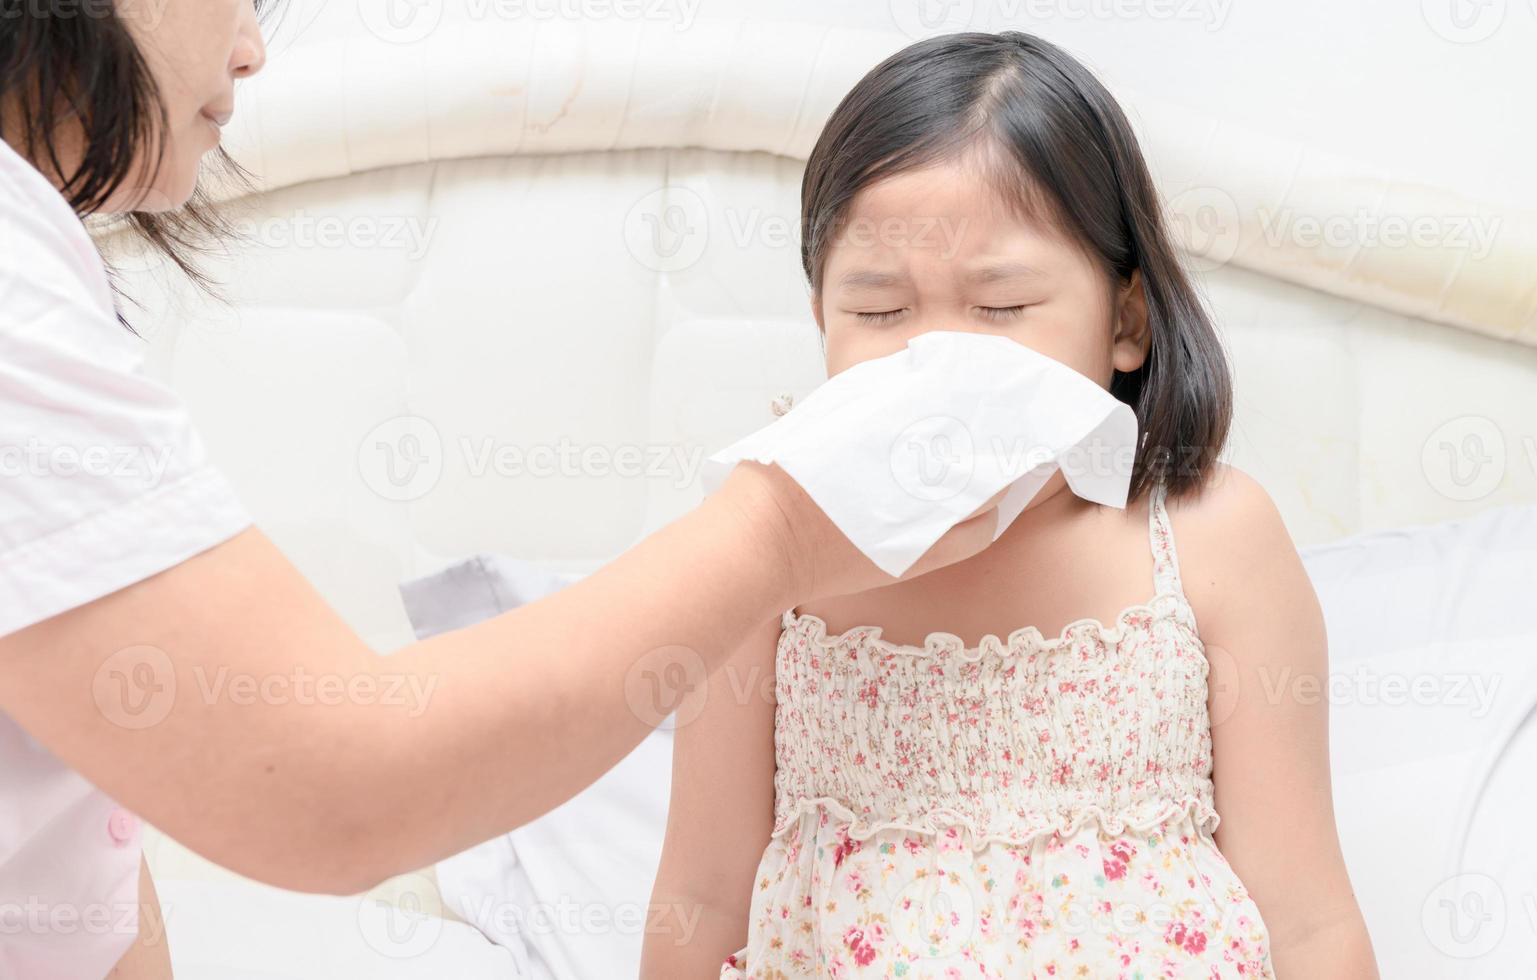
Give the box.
[400,556,673,980]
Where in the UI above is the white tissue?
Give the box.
[700,331,1140,577]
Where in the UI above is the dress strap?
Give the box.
[1148,480,1185,597]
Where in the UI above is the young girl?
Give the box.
[643,31,1378,978]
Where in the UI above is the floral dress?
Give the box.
[722,480,1275,979]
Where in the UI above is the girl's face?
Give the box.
[814,154,1150,386]
[111,0,267,211]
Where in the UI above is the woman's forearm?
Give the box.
[0,466,801,893]
[0,462,996,892]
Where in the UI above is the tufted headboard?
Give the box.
[104,11,1537,910]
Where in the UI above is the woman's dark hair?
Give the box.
[0,0,261,299]
[800,31,1231,503]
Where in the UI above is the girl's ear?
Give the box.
[811,291,826,332]
[1111,269,1151,374]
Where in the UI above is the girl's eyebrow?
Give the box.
[837,263,1046,290]
[966,262,1049,284]
[838,270,908,290]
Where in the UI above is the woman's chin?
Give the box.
[103,134,211,213]
[106,170,199,214]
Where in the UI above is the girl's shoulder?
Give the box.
[1162,460,1288,547]
[1168,461,1306,635]
[1164,459,1273,509]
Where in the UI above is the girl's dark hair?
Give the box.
[801,31,1231,502]
[0,0,259,298]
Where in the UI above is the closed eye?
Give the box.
[854,309,908,325]
[978,305,1030,321]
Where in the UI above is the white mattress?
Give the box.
[158,878,520,979]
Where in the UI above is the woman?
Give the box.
[0,2,1004,976]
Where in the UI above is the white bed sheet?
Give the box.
[159,878,521,980]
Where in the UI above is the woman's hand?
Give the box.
[719,460,1007,604]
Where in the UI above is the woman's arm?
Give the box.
[641,613,780,978]
[0,462,1003,895]
[1182,464,1379,978]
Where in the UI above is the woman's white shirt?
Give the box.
[0,136,252,977]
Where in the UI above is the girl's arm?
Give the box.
[641,613,781,978]
[1183,464,1379,979]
